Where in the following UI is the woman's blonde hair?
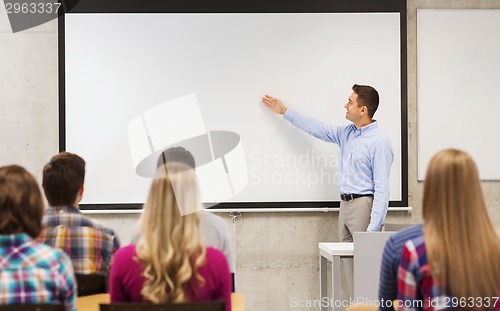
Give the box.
[423,149,500,299]
[136,162,205,303]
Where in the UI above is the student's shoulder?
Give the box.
[200,211,227,227]
[113,244,137,262]
[116,244,136,255]
[384,225,423,257]
[386,225,419,248]
[203,247,230,278]
[401,232,426,258]
[392,224,423,244]
[400,224,423,234]
[205,247,228,264]
[29,240,74,268]
[76,214,118,236]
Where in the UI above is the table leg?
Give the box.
[320,255,328,311]
[333,256,341,311]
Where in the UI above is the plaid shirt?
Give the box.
[0,233,76,311]
[36,205,120,275]
[379,225,423,311]
[398,235,500,311]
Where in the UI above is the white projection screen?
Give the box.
[60,0,408,211]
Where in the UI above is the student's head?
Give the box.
[422,149,486,225]
[422,148,500,299]
[142,162,202,229]
[42,152,85,207]
[137,161,205,303]
[352,84,379,119]
[0,165,44,238]
[156,147,195,169]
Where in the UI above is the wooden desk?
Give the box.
[231,292,245,311]
[76,293,245,311]
[319,242,354,311]
[77,293,110,311]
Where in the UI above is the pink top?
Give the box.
[109,245,232,311]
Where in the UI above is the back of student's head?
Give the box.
[423,148,486,224]
[42,152,85,206]
[137,161,205,303]
[0,165,44,238]
[156,146,196,169]
[422,148,500,299]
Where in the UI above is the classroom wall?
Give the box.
[2,1,500,310]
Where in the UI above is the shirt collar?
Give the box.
[357,120,378,134]
[46,205,82,215]
[0,233,32,248]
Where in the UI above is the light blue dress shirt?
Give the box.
[284,109,394,231]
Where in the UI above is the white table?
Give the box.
[319,242,354,311]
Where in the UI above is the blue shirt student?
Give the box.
[378,224,423,311]
[284,109,394,231]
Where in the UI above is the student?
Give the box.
[159,147,235,273]
[0,165,76,310]
[109,162,232,310]
[378,224,422,311]
[398,149,500,310]
[130,147,236,273]
[36,152,120,275]
[198,210,235,273]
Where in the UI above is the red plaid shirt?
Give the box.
[398,234,500,311]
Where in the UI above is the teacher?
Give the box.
[262,84,393,239]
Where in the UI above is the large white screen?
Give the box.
[65,13,402,205]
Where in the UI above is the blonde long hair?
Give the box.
[136,163,206,303]
[423,149,500,299]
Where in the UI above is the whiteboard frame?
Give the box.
[58,0,408,211]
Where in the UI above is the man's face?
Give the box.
[344,92,364,123]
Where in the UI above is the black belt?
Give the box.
[340,193,373,201]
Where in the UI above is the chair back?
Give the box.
[353,232,395,301]
[0,304,65,311]
[76,273,107,296]
[99,301,225,311]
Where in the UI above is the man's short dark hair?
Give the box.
[42,152,85,206]
[352,84,379,118]
[0,165,44,238]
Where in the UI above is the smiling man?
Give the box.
[262,84,393,297]
[262,84,393,237]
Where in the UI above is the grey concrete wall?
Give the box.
[2,1,500,310]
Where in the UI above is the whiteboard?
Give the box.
[61,2,407,210]
[417,9,500,180]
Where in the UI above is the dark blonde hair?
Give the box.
[0,165,44,238]
[136,162,205,303]
[423,149,500,300]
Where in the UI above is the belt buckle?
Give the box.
[341,193,354,201]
